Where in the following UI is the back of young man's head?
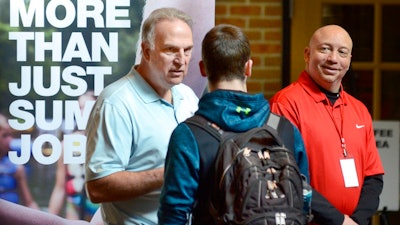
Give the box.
[201,24,250,84]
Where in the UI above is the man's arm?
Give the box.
[15,165,39,209]
[312,189,361,225]
[86,168,164,203]
[351,175,384,225]
[158,124,200,225]
[0,199,91,225]
[86,99,165,203]
[48,156,66,214]
[311,189,344,225]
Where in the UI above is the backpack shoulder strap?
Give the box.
[184,115,224,222]
[185,115,223,142]
[184,114,224,174]
[266,112,281,130]
[186,113,294,150]
[266,112,295,150]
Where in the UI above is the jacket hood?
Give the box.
[196,90,270,132]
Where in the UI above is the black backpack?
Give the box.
[185,113,307,225]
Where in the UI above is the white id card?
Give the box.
[340,158,359,187]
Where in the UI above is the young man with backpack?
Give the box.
[158,24,310,225]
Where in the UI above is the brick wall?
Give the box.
[215,0,283,99]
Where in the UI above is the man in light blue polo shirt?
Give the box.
[84,8,199,225]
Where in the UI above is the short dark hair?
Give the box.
[201,24,250,84]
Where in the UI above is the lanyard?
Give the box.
[324,96,348,157]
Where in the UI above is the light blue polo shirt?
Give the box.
[85,66,198,225]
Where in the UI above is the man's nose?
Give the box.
[174,50,185,65]
[327,51,338,62]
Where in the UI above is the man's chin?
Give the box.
[169,77,184,85]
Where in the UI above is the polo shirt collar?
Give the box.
[129,66,164,104]
[129,66,184,106]
[298,71,348,106]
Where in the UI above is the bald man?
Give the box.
[270,25,384,225]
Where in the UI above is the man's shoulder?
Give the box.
[174,83,197,95]
[270,84,302,109]
[173,83,199,105]
[100,74,133,97]
[169,121,199,152]
[275,81,303,97]
[341,91,371,117]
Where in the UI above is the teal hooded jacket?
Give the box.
[158,90,309,225]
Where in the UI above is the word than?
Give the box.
[9,32,118,62]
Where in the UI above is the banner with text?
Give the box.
[0,0,214,217]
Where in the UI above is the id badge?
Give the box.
[339,158,359,187]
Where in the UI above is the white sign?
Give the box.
[4,0,214,165]
[374,120,400,211]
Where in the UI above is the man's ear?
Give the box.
[304,47,310,64]
[245,59,253,77]
[141,42,150,60]
[199,60,207,77]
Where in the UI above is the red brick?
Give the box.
[245,30,262,40]
[251,43,282,54]
[250,18,281,28]
[215,18,246,27]
[215,0,284,98]
[265,30,282,41]
[215,5,228,14]
[247,81,263,93]
[265,5,282,16]
[231,6,262,15]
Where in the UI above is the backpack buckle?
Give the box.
[275,212,287,225]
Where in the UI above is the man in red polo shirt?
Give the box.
[270,25,384,225]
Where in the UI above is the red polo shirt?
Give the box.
[270,71,384,215]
